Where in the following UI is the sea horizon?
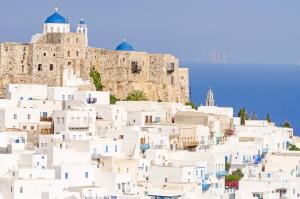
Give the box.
[186,62,300,136]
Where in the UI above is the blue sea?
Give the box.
[186,63,300,136]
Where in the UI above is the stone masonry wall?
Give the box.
[0,32,189,103]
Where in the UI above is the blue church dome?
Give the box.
[116,40,135,51]
[79,18,85,24]
[45,11,68,24]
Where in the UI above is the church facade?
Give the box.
[0,9,189,103]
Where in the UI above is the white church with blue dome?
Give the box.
[43,8,70,33]
[0,8,189,103]
[42,8,135,52]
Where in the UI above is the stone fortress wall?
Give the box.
[0,17,189,103]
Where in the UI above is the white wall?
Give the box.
[6,84,47,100]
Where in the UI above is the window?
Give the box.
[56,117,60,124]
[67,51,70,57]
[105,145,109,153]
[13,114,17,120]
[27,114,31,120]
[38,64,42,71]
[20,187,23,193]
[43,53,46,56]
[115,145,118,152]
[61,117,65,124]
[76,51,79,57]
[31,126,34,130]
[50,64,53,71]
[64,172,69,179]
[131,61,141,73]
[85,172,88,178]
[76,38,79,43]
[23,126,27,130]
[165,178,168,183]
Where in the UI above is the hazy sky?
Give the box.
[1,0,300,64]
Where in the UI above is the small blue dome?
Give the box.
[116,41,135,51]
[79,18,85,24]
[45,11,68,24]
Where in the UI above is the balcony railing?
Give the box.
[40,116,52,122]
[262,148,269,154]
[91,154,100,160]
[140,144,150,150]
[216,170,228,178]
[182,140,199,148]
[87,97,97,104]
[68,126,89,131]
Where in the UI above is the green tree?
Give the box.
[288,144,300,151]
[185,101,197,109]
[226,169,244,182]
[126,90,148,101]
[282,121,292,128]
[89,67,104,91]
[266,113,271,123]
[110,94,119,104]
[238,107,249,125]
[225,162,231,172]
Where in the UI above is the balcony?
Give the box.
[140,144,150,150]
[68,123,89,131]
[182,140,199,148]
[91,154,100,160]
[262,148,269,154]
[202,183,210,191]
[40,116,52,122]
[216,170,228,178]
[86,97,97,104]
